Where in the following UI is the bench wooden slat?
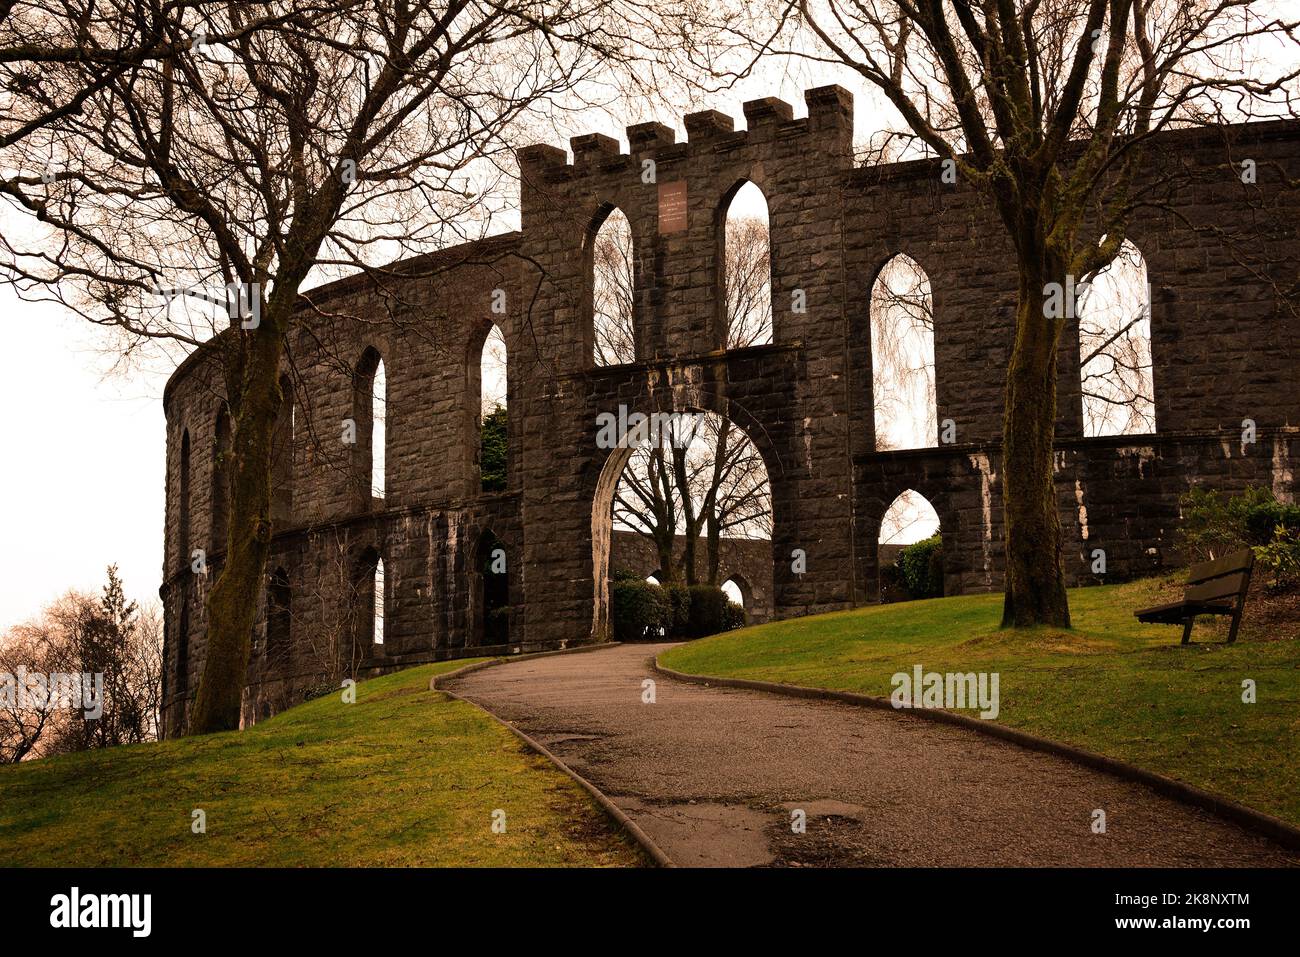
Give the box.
[1187,548,1254,584]
[1186,570,1251,603]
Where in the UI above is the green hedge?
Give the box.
[897,535,943,599]
[686,585,729,638]
[609,579,741,641]
[610,580,670,641]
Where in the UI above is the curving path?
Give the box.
[446,643,1298,867]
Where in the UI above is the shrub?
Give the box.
[686,584,730,638]
[661,582,691,637]
[1177,485,1276,561]
[1245,500,1300,546]
[723,601,747,631]
[877,559,907,604]
[479,405,507,493]
[609,580,670,641]
[1254,523,1300,591]
[897,535,943,599]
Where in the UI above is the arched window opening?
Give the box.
[871,255,936,451]
[176,601,190,695]
[721,576,750,616]
[722,181,773,349]
[877,490,942,603]
[212,409,231,551]
[272,376,294,522]
[267,566,291,663]
[371,361,386,499]
[479,324,508,492]
[178,429,191,570]
[478,530,509,646]
[353,348,384,506]
[596,410,774,638]
[372,556,385,646]
[1078,239,1155,437]
[591,207,636,366]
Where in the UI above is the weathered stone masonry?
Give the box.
[160,86,1299,735]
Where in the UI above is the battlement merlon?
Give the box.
[570,132,622,165]
[515,84,856,176]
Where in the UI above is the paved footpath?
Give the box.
[447,643,1298,867]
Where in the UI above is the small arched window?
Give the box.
[478,530,509,646]
[870,254,936,451]
[722,181,773,349]
[878,490,943,601]
[178,429,191,570]
[212,408,231,550]
[267,566,291,661]
[176,600,190,695]
[353,348,385,506]
[479,324,508,492]
[272,376,294,521]
[591,207,636,366]
[721,576,750,611]
[372,556,385,646]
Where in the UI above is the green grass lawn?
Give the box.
[0,661,645,867]
[661,577,1300,827]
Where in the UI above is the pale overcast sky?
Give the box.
[0,283,168,627]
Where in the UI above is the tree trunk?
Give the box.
[705,510,721,586]
[1001,255,1072,628]
[187,320,287,734]
[673,445,697,585]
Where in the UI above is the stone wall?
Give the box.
[159,92,1299,735]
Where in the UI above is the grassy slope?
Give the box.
[661,577,1300,826]
[0,661,644,867]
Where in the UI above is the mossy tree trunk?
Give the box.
[1000,250,1072,628]
[189,265,315,735]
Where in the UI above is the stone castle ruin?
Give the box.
[161,86,1299,734]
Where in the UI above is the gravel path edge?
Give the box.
[429,644,675,868]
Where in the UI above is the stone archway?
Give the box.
[589,403,782,642]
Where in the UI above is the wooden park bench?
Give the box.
[1134,548,1255,645]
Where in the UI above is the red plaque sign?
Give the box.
[658,180,688,234]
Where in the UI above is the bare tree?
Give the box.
[2,1,623,733]
[724,215,774,348]
[677,0,1299,626]
[0,617,68,763]
[0,568,163,760]
[870,253,936,450]
[592,207,637,365]
[1078,239,1156,435]
[298,535,374,688]
[613,412,772,583]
